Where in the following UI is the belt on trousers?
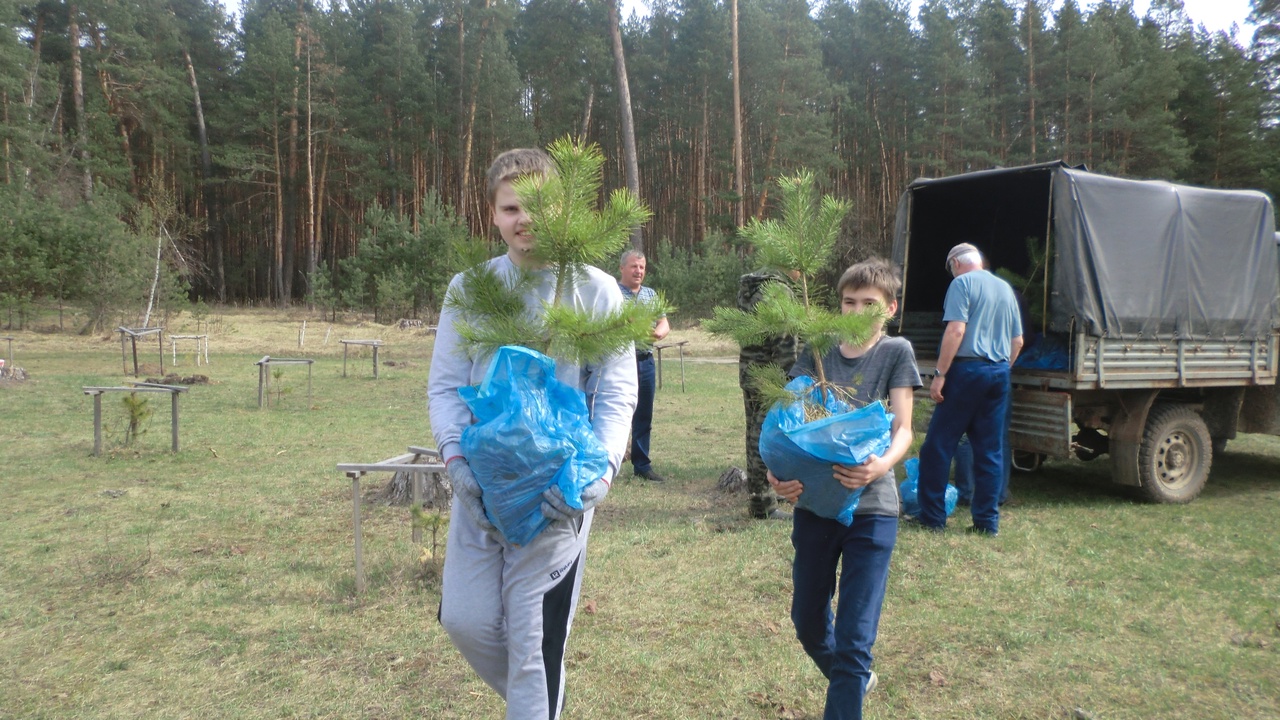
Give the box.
[953,356,1001,364]
[636,350,653,361]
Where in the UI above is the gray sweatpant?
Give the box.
[439,493,593,720]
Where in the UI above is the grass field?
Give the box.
[1,308,1278,719]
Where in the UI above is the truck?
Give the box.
[890,161,1280,503]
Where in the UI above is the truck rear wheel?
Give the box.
[1137,404,1212,503]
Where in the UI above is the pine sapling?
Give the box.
[120,392,153,446]
[706,171,886,416]
[444,138,666,367]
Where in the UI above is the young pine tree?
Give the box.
[706,171,884,413]
[444,138,664,365]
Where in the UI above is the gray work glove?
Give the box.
[541,479,609,523]
[447,457,496,532]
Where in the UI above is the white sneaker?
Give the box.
[866,670,878,694]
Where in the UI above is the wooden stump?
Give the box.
[717,466,747,492]
[370,465,452,509]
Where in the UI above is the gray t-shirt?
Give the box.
[789,335,922,517]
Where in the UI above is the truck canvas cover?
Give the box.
[893,162,1278,341]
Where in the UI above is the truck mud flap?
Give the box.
[1010,388,1072,458]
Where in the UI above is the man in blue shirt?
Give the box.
[915,243,1023,535]
[619,249,671,482]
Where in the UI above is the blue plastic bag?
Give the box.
[759,375,893,526]
[898,457,959,518]
[459,346,610,545]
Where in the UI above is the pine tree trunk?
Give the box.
[455,6,465,210]
[68,4,92,202]
[609,0,642,250]
[183,49,224,303]
[580,83,594,139]
[1087,72,1095,167]
[304,41,318,302]
[1026,8,1037,162]
[458,0,492,225]
[273,109,286,304]
[19,9,42,188]
[282,0,306,305]
[2,90,9,184]
[697,86,708,245]
[731,0,744,229]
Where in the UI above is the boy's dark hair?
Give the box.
[486,148,555,204]
[836,257,901,304]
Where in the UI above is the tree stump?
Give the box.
[371,464,451,508]
[717,466,747,493]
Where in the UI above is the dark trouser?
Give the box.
[951,418,1013,504]
[790,510,897,720]
[742,373,776,518]
[630,353,656,474]
[918,360,1011,532]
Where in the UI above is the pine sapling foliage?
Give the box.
[445,138,665,366]
[706,171,886,415]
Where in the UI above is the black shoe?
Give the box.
[636,469,666,483]
[902,515,945,533]
[965,525,999,537]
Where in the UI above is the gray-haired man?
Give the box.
[619,249,671,482]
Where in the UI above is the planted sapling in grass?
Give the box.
[120,392,152,447]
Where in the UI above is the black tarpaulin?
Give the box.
[894,164,1278,341]
[1052,168,1277,339]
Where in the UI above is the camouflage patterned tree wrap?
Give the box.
[737,272,801,518]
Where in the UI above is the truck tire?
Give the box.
[1137,404,1212,503]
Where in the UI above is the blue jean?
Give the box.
[952,432,1011,505]
[919,360,1011,532]
[630,354,656,474]
[791,509,897,720]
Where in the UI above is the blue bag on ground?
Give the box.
[898,457,958,517]
[458,345,609,546]
[759,375,893,526]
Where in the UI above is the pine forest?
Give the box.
[4,0,1280,325]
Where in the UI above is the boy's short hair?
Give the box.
[836,257,901,305]
[486,148,555,204]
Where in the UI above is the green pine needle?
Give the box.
[707,167,889,401]
[745,363,796,409]
[446,138,659,367]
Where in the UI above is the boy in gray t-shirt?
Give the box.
[768,258,921,719]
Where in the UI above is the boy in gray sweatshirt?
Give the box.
[428,148,637,720]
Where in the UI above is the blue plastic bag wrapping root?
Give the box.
[759,376,893,526]
[898,457,959,518]
[459,346,610,546]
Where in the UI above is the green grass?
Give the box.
[1,310,1278,719]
